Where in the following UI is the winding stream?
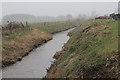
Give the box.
[2,28,74,78]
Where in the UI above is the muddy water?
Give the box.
[2,28,74,78]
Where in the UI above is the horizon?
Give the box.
[1,2,118,20]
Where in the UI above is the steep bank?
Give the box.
[2,29,52,67]
[46,19,119,79]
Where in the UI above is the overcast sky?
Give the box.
[1,2,118,19]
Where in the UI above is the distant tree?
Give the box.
[78,14,88,20]
[57,15,66,21]
[78,14,82,19]
[83,14,87,19]
[91,11,98,18]
[66,14,73,20]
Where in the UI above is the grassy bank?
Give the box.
[2,29,52,67]
[2,20,80,67]
[46,19,119,78]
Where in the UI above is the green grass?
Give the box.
[3,29,32,41]
[30,21,59,27]
[2,19,81,41]
[39,20,81,33]
[47,19,118,78]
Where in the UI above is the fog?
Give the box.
[2,2,118,17]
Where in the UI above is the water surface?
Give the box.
[2,28,74,78]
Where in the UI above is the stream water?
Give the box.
[2,28,74,78]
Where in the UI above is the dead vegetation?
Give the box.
[2,28,52,67]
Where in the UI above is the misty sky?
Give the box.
[2,2,118,19]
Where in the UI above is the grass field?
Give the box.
[38,20,80,33]
[2,20,80,41]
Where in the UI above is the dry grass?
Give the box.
[2,29,52,67]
